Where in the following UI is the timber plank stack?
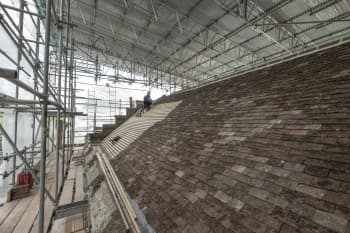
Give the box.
[101,42,350,233]
[10,184,30,200]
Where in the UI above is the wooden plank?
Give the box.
[64,217,73,233]
[10,184,30,200]
[11,187,39,233]
[34,179,62,233]
[59,180,74,205]
[50,156,85,233]
[62,214,84,233]
[12,153,57,233]
[43,190,56,233]
[58,156,63,191]
[0,191,35,233]
[67,166,76,181]
[13,172,55,233]
[11,152,85,233]
[0,199,19,224]
[72,215,84,232]
[74,166,84,202]
[0,155,55,233]
[29,176,57,233]
[49,218,66,233]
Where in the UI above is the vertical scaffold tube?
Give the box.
[63,0,71,177]
[13,0,25,185]
[55,0,64,201]
[39,0,53,232]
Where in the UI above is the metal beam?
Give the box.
[56,0,65,201]
[0,68,17,79]
[190,0,350,80]
[0,2,43,18]
[62,0,72,184]
[165,0,294,74]
[254,19,350,26]
[39,0,53,233]
[144,0,204,62]
[55,200,89,219]
[71,0,251,83]
[0,68,46,99]
[73,39,197,83]
[215,0,304,53]
[0,5,62,106]
[0,93,42,105]
[0,49,31,77]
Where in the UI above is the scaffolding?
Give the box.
[0,0,95,232]
[0,0,70,232]
[0,0,350,233]
[0,0,171,231]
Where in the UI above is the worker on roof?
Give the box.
[143,91,152,111]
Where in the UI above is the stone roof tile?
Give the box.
[105,42,350,233]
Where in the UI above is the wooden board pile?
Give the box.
[9,184,30,200]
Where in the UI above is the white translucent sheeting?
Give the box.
[0,23,33,98]
[0,0,175,149]
[0,0,50,158]
[23,13,37,41]
[2,113,35,158]
[0,112,33,202]
[2,0,19,25]
[0,26,17,96]
[0,112,56,199]
[0,159,9,203]
[18,58,36,99]
[0,25,18,65]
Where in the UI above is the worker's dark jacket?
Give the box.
[144,95,152,105]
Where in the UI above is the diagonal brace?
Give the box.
[0,125,56,204]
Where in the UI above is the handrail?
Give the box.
[1,141,40,159]
[0,163,25,177]
[0,142,41,177]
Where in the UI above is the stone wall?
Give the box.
[107,42,350,233]
[84,145,127,233]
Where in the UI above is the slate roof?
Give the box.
[106,42,350,233]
